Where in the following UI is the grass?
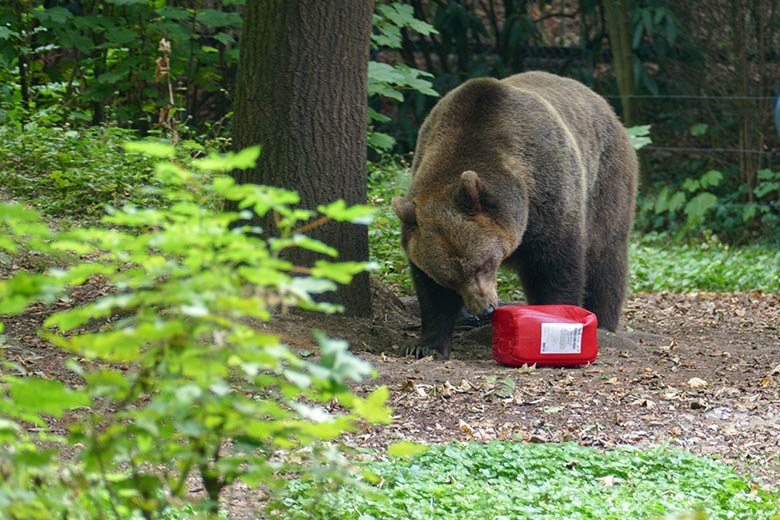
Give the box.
[281,442,780,519]
[367,161,780,297]
[630,232,780,293]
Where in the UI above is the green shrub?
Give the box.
[0,144,390,518]
[0,123,158,218]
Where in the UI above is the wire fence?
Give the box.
[603,93,780,159]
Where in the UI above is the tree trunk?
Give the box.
[232,0,375,317]
[602,0,635,125]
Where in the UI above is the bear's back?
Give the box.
[410,71,633,201]
[500,71,626,171]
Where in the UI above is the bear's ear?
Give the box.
[458,170,498,216]
[392,196,417,226]
[457,170,485,216]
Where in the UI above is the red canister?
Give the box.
[491,305,598,366]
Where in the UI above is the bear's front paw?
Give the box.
[405,343,451,360]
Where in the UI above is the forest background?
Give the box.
[2,0,780,245]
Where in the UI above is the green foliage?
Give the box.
[627,124,652,150]
[0,145,389,518]
[639,161,780,242]
[281,441,780,519]
[0,123,158,218]
[638,169,724,236]
[733,169,780,234]
[367,159,412,293]
[0,1,241,128]
[369,2,438,153]
[631,3,681,94]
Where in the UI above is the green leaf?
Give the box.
[0,27,17,40]
[196,9,242,28]
[7,378,90,418]
[318,200,375,225]
[123,140,176,158]
[625,125,652,150]
[690,123,708,136]
[106,28,137,45]
[700,169,723,188]
[368,131,396,151]
[352,386,392,424]
[367,106,391,124]
[35,7,74,25]
[269,235,336,257]
[313,331,373,383]
[288,277,336,295]
[192,146,261,171]
[667,191,687,213]
[387,440,428,458]
[311,261,371,284]
[156,7,191,20]
[683,178,700,192]
[755,180,780,198]
[684,192,718,224]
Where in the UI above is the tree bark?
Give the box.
[602,0,635,125]
[232,0,375,317]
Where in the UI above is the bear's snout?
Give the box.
[460,277,499,316]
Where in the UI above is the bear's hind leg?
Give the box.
[583,238,629,331]
[511,240,586,308]
[409,262,464,359]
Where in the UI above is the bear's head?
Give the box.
[393,170,522,316]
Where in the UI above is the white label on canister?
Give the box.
[540,323,583,354]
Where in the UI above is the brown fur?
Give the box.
[393,71,638,359]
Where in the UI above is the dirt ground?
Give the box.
[2,271,780,515]
[272,284,780,487]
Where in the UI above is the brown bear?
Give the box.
[392,71,638,359]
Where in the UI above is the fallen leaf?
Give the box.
[400,379,415,392]
[459,419,474,437]
[457,379,476,392]
[690,398,707,409]
[596,475,621,487]
[687,377,708,389]
[661,389,680,401]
